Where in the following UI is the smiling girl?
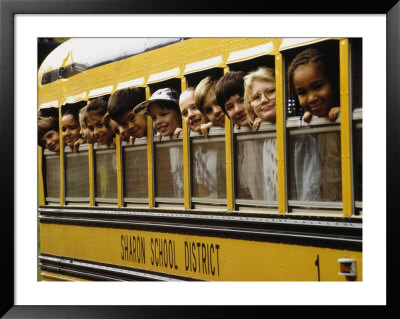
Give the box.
[85,98,114,148]
[287,47,342,202]
[288,47,340,123]
[61,108,84,152]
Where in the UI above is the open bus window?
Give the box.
[227,55,277,209]
[284,40,340,119]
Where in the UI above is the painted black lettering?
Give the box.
[124,236,128,261]
[133,236,137,262]
[173,240,178,270]
[155,238,159,266]
[192,242,196,272]
[150,238,154,265]
[216,244,220,276]
[168,240,173,268]
[197,242,201,273]
[141,236,146,264]
[121,235,124,260]
[202,243,207,274]
[210,244,215,275]
[185,241,189,271]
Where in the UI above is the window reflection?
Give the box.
[65,152,89,198]
[45,154,60,199]
[354,127,362,202]
[235,137,277,201]
[155,143,184,198]
[124,147,148,199]
[289,131,342,202]
[191,140,226,199]
[95,150,117,199]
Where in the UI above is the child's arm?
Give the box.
[200,122,213,138]
[129,136,135,145]
[72,137,85,153]
[328,107,340,122]
[252,117,262,131]
[156,131,162,141]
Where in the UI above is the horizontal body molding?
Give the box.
[39,208,362,281]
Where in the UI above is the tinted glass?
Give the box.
[289,131,342,202]
[235,137,277,201]
[45,155,60,199]
[95,150,117,199]
[65,152,89,198]
[124,147,148,199]
[191,140,226,199]
[155,143,184,198]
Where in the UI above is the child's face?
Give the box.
[293,62,334,117]
[116,110,147,139]
[224,94,249,127]
[41,129,60,152]
[86,114,113,145]
[109,118,129,142]
[202,91,225,127]
[250,79,276,123]
[79,121,93,142]
[149,102,181,137]
[179,90,208,132]
[61,114,81,148]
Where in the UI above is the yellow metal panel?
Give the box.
[145,87,154,208]
[58,108,65,206]
[115,135,123,208]
[40,270,89,282]
[275,53,287,214]
[223,67,234,212]
[38,39,283,108]
[38,147,45,206]
[89,144,94,206]
[40,223,362,281]
[339,39,353,217]
[181,77,191,210]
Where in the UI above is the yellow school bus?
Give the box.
[38,37,362,281]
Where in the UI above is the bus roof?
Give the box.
[38,38,184,85]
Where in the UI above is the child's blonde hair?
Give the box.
[194,76,218,115]
[78,105,88,129]
[243,67,275,127]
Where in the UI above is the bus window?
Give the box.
[123,138,148,202]
[354,125,362,203]
[44,151,60,203]
[234,125,277,206]
[94,147,118,203]
[190,129,226,202]
[284,40,342,211]
[288,129,342,203]
[285,40,340,119]
[64,144,89,203]
[154,139,184,200]
[227,55,277,210]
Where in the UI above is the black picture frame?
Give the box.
[1,1,399,317]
